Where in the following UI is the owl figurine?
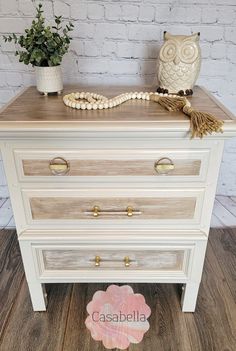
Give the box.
[157,32,201,96]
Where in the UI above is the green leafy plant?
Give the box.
[3,3,74,67]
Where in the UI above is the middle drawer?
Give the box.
[21,188,204,228]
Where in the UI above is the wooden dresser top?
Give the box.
[0,85,235,137]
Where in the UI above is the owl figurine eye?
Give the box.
[159,40,177,62]
[180,41,199,64]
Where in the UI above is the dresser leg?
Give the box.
[27,281,48,312]
[19,241,48,311]
[181,281,200,312]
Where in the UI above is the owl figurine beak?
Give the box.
[174,56,181,65]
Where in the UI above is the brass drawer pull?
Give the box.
[94,255,101,267]
[92,205,100,217]
[49,157,70,175]
[154,157,174,175]
[124,256,131,267]
[85,206,142,217]
[93,255,131,268]
[127,206,133,217]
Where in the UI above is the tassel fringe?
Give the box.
[183,105,224,138]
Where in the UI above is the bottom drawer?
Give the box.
[32,243,194,281]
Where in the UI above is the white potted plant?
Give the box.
[3,3,74,95]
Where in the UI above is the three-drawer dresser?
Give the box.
[0,86,236,312]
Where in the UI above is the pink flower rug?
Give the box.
[85,284,151,350]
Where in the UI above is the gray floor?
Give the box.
[210,196,236,227]
[0,228,235,350]
[1,195,236,229]
[0,198,15,229]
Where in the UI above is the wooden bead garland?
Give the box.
[63,91,224,138]
[63,91,178,110]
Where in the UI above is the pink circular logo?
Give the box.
[85,284,151,350]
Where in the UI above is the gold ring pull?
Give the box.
[154,157,174,175]
[124,256,131,267]
[49,157,70,175]
[95,255,101,267]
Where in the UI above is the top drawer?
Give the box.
[13,148,210,183]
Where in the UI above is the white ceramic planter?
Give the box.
[35,66,63,95]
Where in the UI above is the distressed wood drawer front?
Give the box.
[32,243,193,279]
[42,249,184,270]
[14,148,210,182]
[23,188,204,226]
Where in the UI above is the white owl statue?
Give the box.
[157,32,201,96]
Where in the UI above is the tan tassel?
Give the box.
[183,105,224,138]
[150,94,186,112]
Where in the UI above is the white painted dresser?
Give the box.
[0,86,236,312]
